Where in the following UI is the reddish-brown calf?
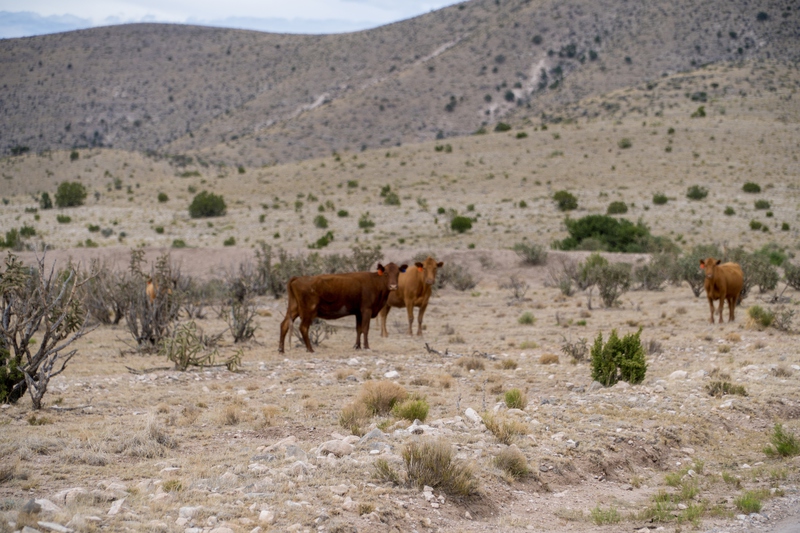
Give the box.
[700,258,744,323]
[379,256,443,337]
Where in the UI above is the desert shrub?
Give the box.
[402,439,479,496]
[78,258,129,325]
[339,402,372,436]
[504,388,527,409]
[729,247,780,297]
[686,185,708,200]
[706,381,748,397]
[39,192,52,210]
[436,263,476,291]
[652,193,668,205]
[754,199,771,210]
[591,506,621,525]
[348,244,384,272]
[750,219,763,231]
[313,215,328,229]
[457,356,484,371]
[617,138,632,149]
[392,397,430,422]
[383,191,401,206]
[556,215,673,253]
[172,239,187,248]
[19,225,35,238]
[55,181,87,208]
[337,209,349,217]
[69,150,79,161]
[561,336,588,362]
[579,254,631,307]
[518,312,535,325]
[358,212,375,230]
[553,190,578,211]
[724,206,735,216]
[450,216,473,233]
[309,231,334,249]
[494,122,511,132]
[606,201,628,215]
[756,243,787,266]
[782,222,790,231]
[748,305,774,329]
[633,253,674,291]
[493,446,529,480]
[546,256,580,295]
[123,250,181,350]
[55,214,71,224]
[223,237,235,246]
[157,192,168,203]
[223,266,258,343]
[373,458,403,485]
[784,262,800,291]
[0,253,89,409]
[764,423,800,458]
[691,106,706,118]
[358,381,408,415]
[743,182,761,193]
[482,413,528,445]
[160,321,238,371]
[188,191,226,218]
[513,242,547,265]
[501,275,528,300]
[590,328,647,387]
[734,491,764,513]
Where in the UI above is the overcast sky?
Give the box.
[0,0,463,39]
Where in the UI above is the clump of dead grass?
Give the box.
[539,353,559,365]
[438,374,454,389]
[339,402,372,436]
[115,414,177,458]
[373,458,403,485]
[457,356,485,371]
[482,412,528,444]
[493,446,530,481]
[705,381,748,398]
[357,380,408,415]
[402,438,479,497]
[726,332,742,343]
[498,359,518,370]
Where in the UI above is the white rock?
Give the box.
[669,370,688,380]
[384,370,400,379]
[506,408,526,417]
[107,498,125,516]
[53,488,88,506]
[342,497,357,512]
[34,499,61,513]
[347,358,360,366]
[209,528,235,533]
[179,506,202,519]
[330,484,349,496]
[36,522,73,533]
[720,400,734,409]
[613,381,631,390]
[464,408,481,424]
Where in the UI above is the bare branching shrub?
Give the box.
[78,258,128,325]
[292,318,337,348]
[561,336,588,362]
[253,242,324,298]
[177,277,224,319]
[436,264,476,291]
[670,244,722,297]
[546,256,580,296]
[402,439,479,497]
[785,263,800,291]
[482,413,528,445]
[493,446,530,481]
[357,381,408,415]
[633,253,674,291]
[124,250,181,350]
[500,275,528,300]
[772,307,795,332]
[159,321,240,371]
[0,253,91,409]
[223,268,258,343]
[349,244,384,272]
[513,242,548,266]
[645,339,663,355]
[115,414,177,458]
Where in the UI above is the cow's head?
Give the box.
[699,258,720,279]
[416,257,444,286]
[377,263,408,291]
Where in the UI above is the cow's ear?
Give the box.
[699,260,705,269]
[437,262,444,268]
[415,262,424,269]
[399,264,408,273]
[377,264,385,276]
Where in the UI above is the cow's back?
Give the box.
[719,262,744,296]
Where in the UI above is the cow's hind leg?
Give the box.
[298,316,315,353]
[405,301,415,335]
[353,313,363,349]
[416,302,428,336]
[362,314,372,350]
[727,296,736,322]
[279,313,295,353]
[379,306,390,338]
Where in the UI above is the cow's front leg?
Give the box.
[406,301,415,335]
[362,314,372,350]
[707,296,716,324]
[416,302,428,336]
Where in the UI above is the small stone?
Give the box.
[669,370,688,380]
[179,506,202,519]
[587,381,605,392]
[22,499,42,514]
[613,381,631,390]
[108,498,125,516]
[384,370,400,379]
[342,497,357,512]
[37,522,74,533]
[464,408,481,424]
[320,440,354,457]
[465,511,472,520]
[330,484,349,496]
[35,499,61,514]
[284,445,307,461]
[347,358,360,366]
[259,510,275,524]
[358,428,386,445]
[209,528,235,533]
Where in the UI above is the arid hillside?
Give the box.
[1,0,798,165]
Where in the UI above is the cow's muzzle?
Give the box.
[389,284,398,291]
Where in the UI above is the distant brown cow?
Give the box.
[279,262,408,353]
[379,256,443,337]
[700,258,744,323]
[146,278,156,303]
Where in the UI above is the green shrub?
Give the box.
[157,192,169,203]
[607,201,628,215]
[337,209,349,217]
[392,398,430,422]
[617,138,632,149]
[743,182,761,193]
[19,225,36,238]
[518,312,535,325]
[516,132,528,139]
[686,185,708,200]
[590,506,621,525]
[556,215,673,254]
[734,491,763,513]
[748,305,774,329]
[223,237,236,246]
[358,212,375,230]
[590,328,647,387]
[754,199,771,210]
[237,165,245,174]
[785,262,800,291]
[313,215,329,229]
[310,231,334,249]
[347,180,358,188]
[728,247,779,297]
[750,219,763,230]
[56,214,71,224]
[154,226,164,234]
[494,122,512,132]
[384,191,401,206]
[402,439,479,496]
[764,423,800,458]
[39,192,53,210]
[504,388,527,409]
[493,447,529,481]
[513,242,547,265]
[171,239,187,248]
[87,224,100,233]
[450,216,473,233]
[69,150,79,161]
[652,193,668,205]
[188,191,226,218]
[553,190,578,211]
[55,181,87,208]
[756,243,787,266]
[724,206,735,216]
[691,106,706,118]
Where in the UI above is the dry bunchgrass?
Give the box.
[373,458,403,485]
[539,353,559,365]
[457,356,485,371]
[438,374,454,389]
[726,332,742,343]
[493,445,530,481]
[115,414,177,458]
[258,404,281,428]
[357,380,408,415]
[498,359,518,370]
[339,402,372,436]
[482,413,528,445]
[772,365,793,378]
[402,438,479,497]
[336,368,354,381]
[60,448,109,466]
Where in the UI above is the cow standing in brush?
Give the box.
[700,258,744,323]
[279,262,407,353]
[379,256,443,337]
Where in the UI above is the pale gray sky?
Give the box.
[0,0,463,39]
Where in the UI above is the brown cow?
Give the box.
[279,262,408,353]
[145,277,156,303]
[379,256,443,337]
[700,258,744,323]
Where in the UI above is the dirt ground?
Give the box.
[2,246,800,533]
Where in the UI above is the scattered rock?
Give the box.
[587,381,605,392]
[53,488,88,506]
[669,370,688,380]
[319,440,354,457]
[330,484,349,496]
[464,408,481,424]
[342,497,357,512]
[284,445,307,461]
[36,522,73,533]
[107,498,125,516]
[259,510,275,524]
[384,370,400,379]
[35,499,61,514]
[22,499,42,515]
[358,428,386,446]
